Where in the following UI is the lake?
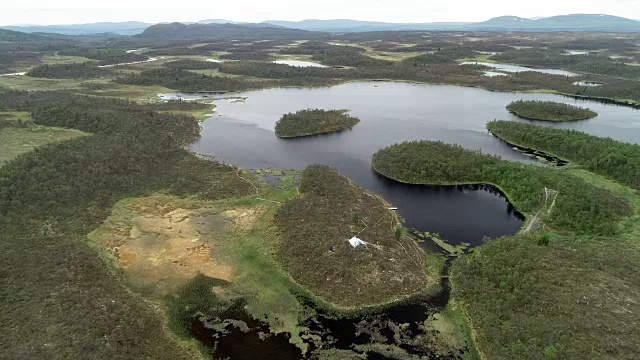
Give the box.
[460,61,579,77]
[180,81,640,246]
[273,60,328,68]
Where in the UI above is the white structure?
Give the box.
[348,236,367,248]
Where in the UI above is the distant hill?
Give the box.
[3,13,640,37]
[266,14,640,32]
[0,28,45,42]
[476,16,534,27]
[475,14,640,31]
[136,22,323,40]
[263,19,472,32]
[2,22,151,35]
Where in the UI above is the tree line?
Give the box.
[487,120,640,190]
[26,62,111,79]
[115,68,262,92]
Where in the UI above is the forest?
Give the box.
[115,68,262,92]
[371,140,632,235]
[310,45,392,67]
[0,90,254,359]
[487,120,640,190]
[164,59,222,70]
[219,51,276,61]
[57,48,149,66]
[26,63,111,79]
[506,100,598,121]
[274,109,361,137]
[452,233,640,360]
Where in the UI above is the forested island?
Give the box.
[506,100,598,121]
[274,109,361,137]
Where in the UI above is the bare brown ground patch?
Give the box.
[90,195,263,300]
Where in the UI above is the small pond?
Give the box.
[273,60,328,68]
[461,61,579,77]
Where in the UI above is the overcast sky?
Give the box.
[3,0,640,26]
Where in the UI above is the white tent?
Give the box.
[348,236,367,248]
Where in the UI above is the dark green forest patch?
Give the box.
[506,100,598,121]
[26,63,111,79]
[452,234,640,360]
[115,68,263,92]
[275,109,361,138]
[487,120,640,190]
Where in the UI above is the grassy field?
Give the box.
[0,74,110,91]
[0,112,86,165]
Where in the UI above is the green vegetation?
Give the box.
[311,46,392,67]
[372,140,632,235]
[490,48,640,80]
[404,53,456,65]
[58,48,149,66]
[275,109,361,138]
[506,100,598,121]
[452,234,640,360]
[219,51,275,61]
[0,90,255,358]
[3,29,640,359]
[487,120,640,190]
[115,68,262,92]
[275,164,437,307]
[569,60,640,79]
[26,63,111,79]
[373,127,640,359]
[491,48,587,68]
[0,111,85,165]
[164,59,221,70]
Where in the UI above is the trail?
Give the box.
[521,187,558,234]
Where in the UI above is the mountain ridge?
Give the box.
[3,14,640,36]
[136,22,322,40]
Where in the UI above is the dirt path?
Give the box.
[521,187,558,234]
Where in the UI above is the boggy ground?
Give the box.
[89,195,260,300]
[88,167,461,360]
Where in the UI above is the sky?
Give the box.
[2,0,640,26]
